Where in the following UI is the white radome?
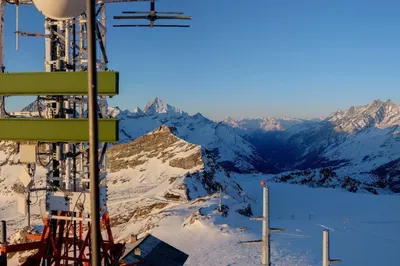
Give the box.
[32,0,86,20]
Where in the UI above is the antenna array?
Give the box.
[0,0,191,265]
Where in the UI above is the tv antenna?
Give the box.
[113,0,191,28]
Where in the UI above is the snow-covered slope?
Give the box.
[108,173,400,266]
[0,128,399,265]
[107,125,244,202]
[109,98,273,173]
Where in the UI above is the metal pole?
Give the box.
[0,0,5,119]
[0,220,6,244]
[323,230,329,266]
[15,2,18,50]
[218,185,222,211]
[0,0,4,73]
[64,101,71,190]
[243,182,284,265]
[26,190,31,228]
[72,21,77,263]
[0,220,6,266]
[262,186,269,266]
[87,0,101,264]
[322,229,342,266]
[44,19,52,72]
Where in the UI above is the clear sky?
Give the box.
[3,0,400,120]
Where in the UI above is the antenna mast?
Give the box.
[0,0,5,119]
[0,0,192,265]
[113,0,191,28]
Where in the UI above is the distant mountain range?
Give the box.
[2,99,398,265]
[101,97,400,192]
[106,97,272,173]
[14,97,400,193]
[223,116,317,133]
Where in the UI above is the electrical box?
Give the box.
[19,166,33,188]
[20,144,37,163]
[17,194,27,215]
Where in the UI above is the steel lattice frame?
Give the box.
[0,1,122,265]
[0,0,190,264]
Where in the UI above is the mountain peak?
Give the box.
[153,125,178,135]
[327,99,400,133]
[143,97,185,116]
[21,101,45,112]
[132,107,145,115]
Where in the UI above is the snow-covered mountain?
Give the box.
[326,99,400,134]
[143,97,186,116]
[223,116,313,133]
[1,107,399,265]
[16,97,400,192]
[0,126,256,264]
[104,97,400,193]
[244,99,400,190]
[20,101,44,112]
[108,98,274,173]
[107,125,244,201]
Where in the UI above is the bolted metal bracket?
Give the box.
[330,259,342,265]
[270,228,285,233]
[250,216,264,221]
[238,240,262,245]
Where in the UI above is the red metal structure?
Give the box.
[0,212,125,265]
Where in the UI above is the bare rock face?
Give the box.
[170,151,203,170]
[107,125,243,200]
[107,125,203,173]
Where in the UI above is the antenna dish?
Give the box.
[32,0,86,20]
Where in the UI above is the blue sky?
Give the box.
[3,0,400,120]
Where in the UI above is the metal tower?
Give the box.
[0,0,191,265]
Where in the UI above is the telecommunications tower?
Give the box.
[0,0,191,265]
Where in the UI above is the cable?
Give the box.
[36,143,52,168]
[2,96,17,117]
[4,0,15,5]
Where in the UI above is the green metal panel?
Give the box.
[0,119,119,142]
[0,71,119,96]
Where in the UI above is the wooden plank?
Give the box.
[0,71,119,96]
[0,119,119,142]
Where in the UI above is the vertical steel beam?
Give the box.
[248,183,283,265]
[87,0,101,265]
[262,186,269,265]
[0,220,6,244]
[322,229,342,266]
[322,230,329,266]
[0,0,5,119]
[0,220,6,266]
[0,0,4,73]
